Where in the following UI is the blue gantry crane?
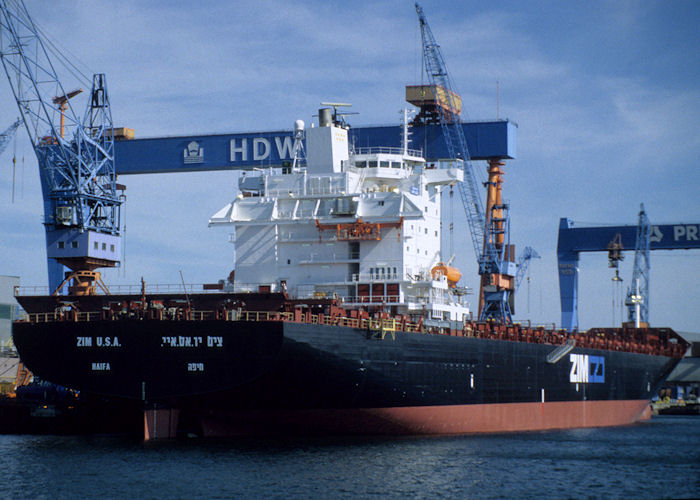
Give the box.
[413,3,517,322]
[0,0,121,295]
[557,209,700,331]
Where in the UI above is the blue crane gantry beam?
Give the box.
[62,119,513,290]
[113,121,516,175]
[557,218,700,331]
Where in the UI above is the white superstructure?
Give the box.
[210,108,471,322]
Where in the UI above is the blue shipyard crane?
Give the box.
[0,0,121,295]
[413,3,516,322]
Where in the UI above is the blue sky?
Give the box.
[1,0,698,332]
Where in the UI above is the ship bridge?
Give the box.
[209,110,470,322]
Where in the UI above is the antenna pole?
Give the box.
[496,80,500,119]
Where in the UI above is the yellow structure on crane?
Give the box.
[52,88,83,139]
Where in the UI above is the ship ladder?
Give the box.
[380,319,396,341]
[546,338,576,364]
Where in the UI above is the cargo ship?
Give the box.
[12,109,687,439]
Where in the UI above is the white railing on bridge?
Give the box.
[354,146,423,157]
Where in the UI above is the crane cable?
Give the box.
[11,115,16,202]
[4,0,93,87]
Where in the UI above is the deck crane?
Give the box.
[0,0,121,295]
[0,118,20,157]
[414,3,516,322]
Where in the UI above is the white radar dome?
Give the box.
[294,119,305,132]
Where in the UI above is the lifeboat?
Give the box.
[430,263,461,287]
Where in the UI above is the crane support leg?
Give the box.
[479,159,514,321]
[558,252,580,331]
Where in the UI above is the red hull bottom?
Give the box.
[144,408,181,440]
[196,400,653,438]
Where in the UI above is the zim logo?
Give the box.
[569,354,605,383]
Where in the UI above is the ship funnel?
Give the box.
[319,108,332,127]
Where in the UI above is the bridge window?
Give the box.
[355,161,366,168]
[380,161,389,168]
[391,161,401,169]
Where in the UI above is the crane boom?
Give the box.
[0,0,122,294]
[415,3,514,322]
[414,3,485,262]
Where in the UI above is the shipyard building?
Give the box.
[0,275,19,350]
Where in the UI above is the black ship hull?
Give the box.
[12,317,681,437]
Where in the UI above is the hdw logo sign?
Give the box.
[569,354,605,383]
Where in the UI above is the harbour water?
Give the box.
[0,415,697,499]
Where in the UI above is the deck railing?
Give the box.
[15,283,226,297]
[21,309,418,334]
[16,307,687,358]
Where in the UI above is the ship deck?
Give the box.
[13,291,688,359]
